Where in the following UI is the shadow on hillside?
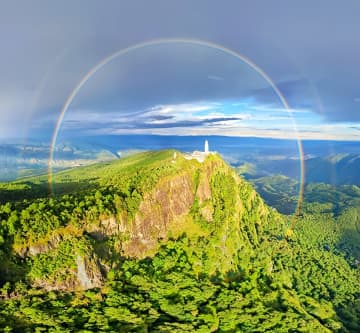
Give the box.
[332,210,360,331]
[335,207,360,262]
[336,301,360,332]
[0,313,34,332]
[337,229,360,265]
[0,179,100,204]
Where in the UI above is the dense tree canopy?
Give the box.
[0,150,359,332]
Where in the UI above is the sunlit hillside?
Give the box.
[0,151,359,332]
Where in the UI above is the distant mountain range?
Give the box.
[0,142,117,181]
[0,136,359,185]
[305,154,360,185]
[240,153,360,186]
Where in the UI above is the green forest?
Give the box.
[0,150,359,332]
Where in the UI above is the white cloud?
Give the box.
[60,102,360,141]
[146,103,219,115]
[80,120,360,141]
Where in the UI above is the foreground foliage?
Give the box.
[0,150,359,332]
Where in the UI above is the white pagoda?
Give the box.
[204,140,209,154]
[184,139,213,162]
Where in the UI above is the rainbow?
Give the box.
[48,38,305,230]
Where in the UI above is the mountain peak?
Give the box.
[1,150,282,290]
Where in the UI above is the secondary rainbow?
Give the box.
[48,38,305,229]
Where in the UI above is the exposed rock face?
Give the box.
[31,253,103,291]
[76,255,103,290]
[125,172,196,256]
[196,163,213,203]
[16,217,124,258]
[31,274,77,291]
[15,226,83,258]
[200,205,213,222]
[27,234,63,256]
[15,152,279,291]
[85,216,125,240]
[122,157,248,258]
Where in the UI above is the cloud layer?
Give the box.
[0,0,359,140]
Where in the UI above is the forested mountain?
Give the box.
[0,151,359,332]
[305,154,360,185]
[250,175,360,215]
[237,153,360,187]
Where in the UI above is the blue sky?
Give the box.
[0,1,359,141]
[61,100,360,141]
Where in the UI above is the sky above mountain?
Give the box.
[0,1,359,141]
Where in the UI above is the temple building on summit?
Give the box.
[184,139,214,162]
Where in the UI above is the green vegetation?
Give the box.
[250,175,299,215]
[0,150,359,332]
[250,175,360,216]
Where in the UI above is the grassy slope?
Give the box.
[0,150,181,203]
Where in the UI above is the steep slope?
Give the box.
[0,150,281,289]
[0,150,359,332]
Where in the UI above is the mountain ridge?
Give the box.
[1,150,282,290]
[0,150,359,332]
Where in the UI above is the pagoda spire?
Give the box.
[204,140,209,154]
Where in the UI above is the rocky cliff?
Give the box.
[6,151,283,291]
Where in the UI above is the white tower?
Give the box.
[204,140,209,154]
